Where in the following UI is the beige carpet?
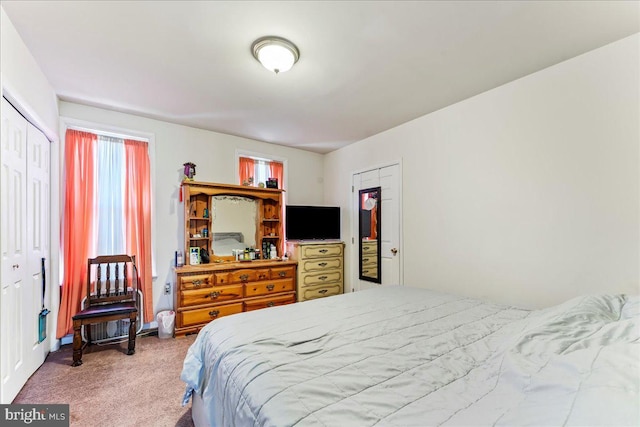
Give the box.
[13,333,198,427]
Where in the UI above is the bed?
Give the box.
[181,286,639,426]
[211,232,246,255]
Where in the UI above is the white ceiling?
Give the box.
[3,1,639,154]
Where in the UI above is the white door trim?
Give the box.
[1,81,57,143]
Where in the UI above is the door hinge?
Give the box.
[351,185,354,192]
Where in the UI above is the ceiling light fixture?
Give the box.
[251,36,300,74]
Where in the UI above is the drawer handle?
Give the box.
[318,276,328,281]
[267,284,275,291]
[209,310,220,318]
[319,289,328,294]
[318,262,327,267]
[192,279,202,287]
[266,302,275,307]
[259,274,267,279]
[278,271,286,277]
[319,249,328,253]
[239,274,249,281]
[209,291,220,299]
[362,258,369,262]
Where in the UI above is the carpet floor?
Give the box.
[13,333,198,427]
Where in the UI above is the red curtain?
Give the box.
[239,157,255,185]
[268,161,283,191]
[124,140,153,323]
[269,161,285,256]
[370,205,378,239]
[57,130,97,338]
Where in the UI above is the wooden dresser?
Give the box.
[361,239,379,280]
[174,260,297,336]
[286,241,344,302]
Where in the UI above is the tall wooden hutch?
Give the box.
[174,181,296,336]
[182,181,283,262]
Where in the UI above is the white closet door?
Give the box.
[379,165,400,286]
[352,163,402,291]
[1,98,50,404]
[26,121,50,369]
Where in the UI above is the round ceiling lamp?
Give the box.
[251,36,300,74]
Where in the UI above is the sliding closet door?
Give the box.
[0,98,50,404]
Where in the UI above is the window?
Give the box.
[237,153,286,256]
[239,155,284,189]
[57,128,153,338]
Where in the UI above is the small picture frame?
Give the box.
[266,178,278,189]
[189,247,200,265]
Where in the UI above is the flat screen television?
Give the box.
[286,205,340,241]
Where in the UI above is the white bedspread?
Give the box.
[181,286,640,426]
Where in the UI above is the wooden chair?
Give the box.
[72,255,139,366]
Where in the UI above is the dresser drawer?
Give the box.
[244,294,296,311]
[214,272,231,285]
[299,257,342,273]
[361,240,378,254]
[245,278,295,297]
[178,302,243,327]
[179,273,214,290]
[299,270,342,287]
[229,268,270,283]
[300,244,343,258]
[270,266,296,279]
[361,255,378,266]
[299,283,342,302]
[179,284,243,307]
[361,267,378,279]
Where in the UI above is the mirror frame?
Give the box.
[359,186,381,283]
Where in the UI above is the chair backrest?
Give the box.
[86,255,139,307]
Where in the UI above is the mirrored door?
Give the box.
[359,187,381,283]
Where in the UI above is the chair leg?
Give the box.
[86,321,92,345]
[72,319,83,367]
[127,312,136,356]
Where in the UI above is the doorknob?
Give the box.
[390,248,398,256]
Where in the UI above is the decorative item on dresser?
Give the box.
[286,241,344,302]
[175,181,296,336]
[174,260,297,336]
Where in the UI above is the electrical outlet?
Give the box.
[164,283,171,295]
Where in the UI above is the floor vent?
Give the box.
[80,290,144,343]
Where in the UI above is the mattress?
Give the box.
[181,286,640,426]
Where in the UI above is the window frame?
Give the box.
[235,149,288,190]
[59,117,157,279]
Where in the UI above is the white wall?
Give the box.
[59,101,325,318]
[0,8,58,138]
[325,34,640,309]
[1,7,61,350]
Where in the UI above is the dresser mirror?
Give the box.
[359,187,381,283]
[210,195,257,256]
